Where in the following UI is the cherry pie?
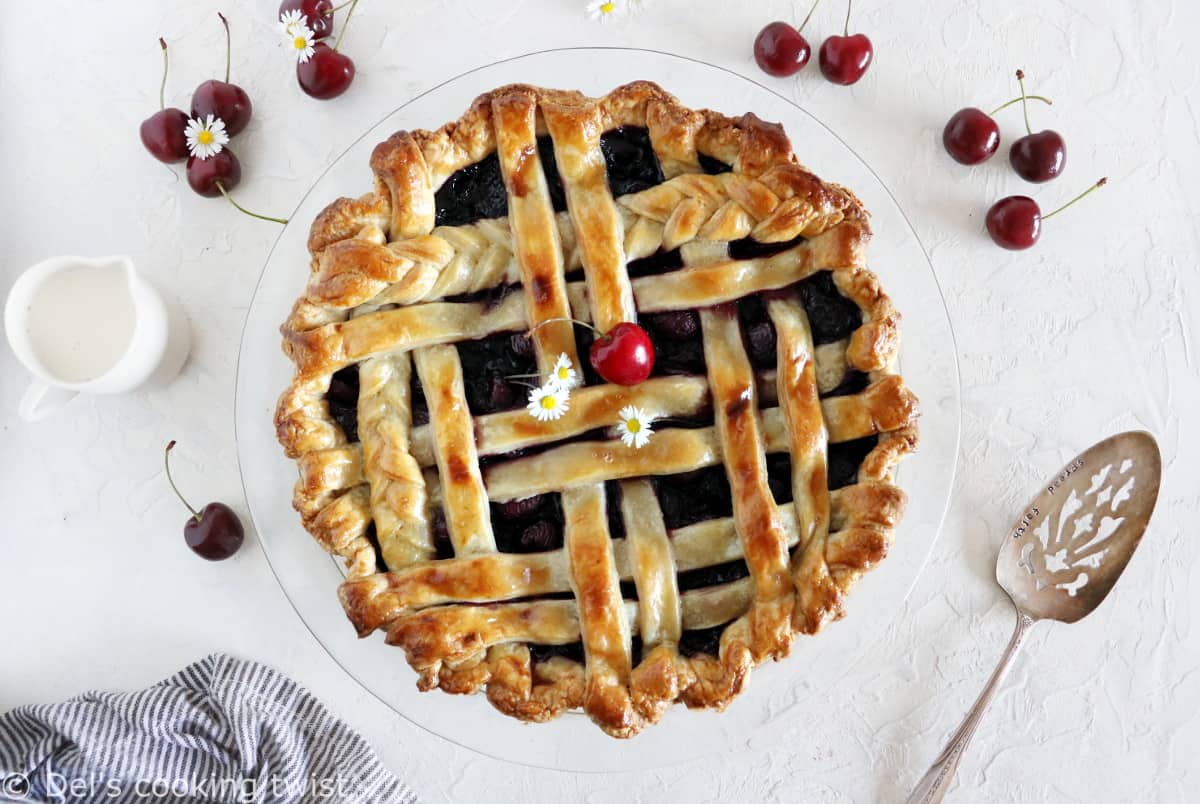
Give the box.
[276,81,919,737]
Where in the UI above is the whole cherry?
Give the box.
[819,0,873,86]
[140,39,190,163]
[986,177,1107,250]
[590,322,655,386]
[191,13,252,136]
[943,91,1052,165]
[298,43,356,99]
[753,0,821,78]
[187,149,241,198]
[164,441,245,561]
[297,0,359,100]
[279,0,334,40]
[1009,70,1066,182]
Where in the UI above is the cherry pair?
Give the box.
[944,70,1065,182]
[279,0,358,100]
[753,0,872,86]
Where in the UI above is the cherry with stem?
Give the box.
[753,0,821,78]
[298,0,358,99]
[986,177,1107,250]
[191,12,252,136]
[943,90,1052,166]
[139,39,190,163]
[1009,69,1066,183]
[818,0,874,86]
[164,440,245,561]
[529,316,655,386]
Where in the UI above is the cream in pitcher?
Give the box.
[4,255,190,421]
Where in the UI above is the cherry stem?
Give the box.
[326,0,354,14]
[1042,178,1108,221]
[989,94,1052,116]
[797,0,821,33]
[216,182,289,225]
[1015,69,1034,135]
[843,0,852,36]
[528,316,603,338]
[334,0,360,51]
[157,38,168,110]
[217,12,231,83]
[164,440,202,523]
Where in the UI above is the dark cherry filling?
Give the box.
[698,154,733,175]
[737,296,778,371]
[828,435,879,489]
[652,466,733,530]
[364,522,388,573]
[766,453,794,504]
[431,509,454,560]
[676,559,750,593]
[600,126,665,197]
[410,372,430,427]
[572,328,605,386]
[456,331,539,415]
[626,247,684,278]
[538,136,568,213]
[824,369,871,398]
[605,480,626,540]
[728,233,807,261]
[326,365,360,442]
[491,492,565,553]
[529,642,585,664]
[798,271,862,345]
[679,624,728,657]
[433,128,664,227]
[434,151,508,227]
[442,282,521,307]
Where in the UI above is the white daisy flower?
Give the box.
[547,353,580,391]
[287,23,317,63]
[616,405,654,448]
[184,114,229,160]
[279,9,307,38]
[527,384,570,422]
[586,0,628,22]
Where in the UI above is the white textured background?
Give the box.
[2,1,1198,801]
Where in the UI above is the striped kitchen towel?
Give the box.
[0,654,417,804]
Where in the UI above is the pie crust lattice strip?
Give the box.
[275,81,919,738]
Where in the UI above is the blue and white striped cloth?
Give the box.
[0,654,416,803]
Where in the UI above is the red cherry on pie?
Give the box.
[191,13,252,136]
[590,322,655,386]
[298,42,356,99]
[165,441,245,561]
[279,0,334,39]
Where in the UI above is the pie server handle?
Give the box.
[905,609,1033,804]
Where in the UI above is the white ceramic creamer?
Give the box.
[4,255,191,421]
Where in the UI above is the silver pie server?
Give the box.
[906,430,1162,804]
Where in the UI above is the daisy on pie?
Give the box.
[586,0,628,22]
[286,23,317,63]
[527,384,570,422]
[547,353,580,391]
[616,405,654,448]
[184,114,230,160]
[279,9,307,38]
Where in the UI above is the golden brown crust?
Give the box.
[276,80,919,737]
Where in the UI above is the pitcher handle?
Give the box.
[19,379,78,421]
